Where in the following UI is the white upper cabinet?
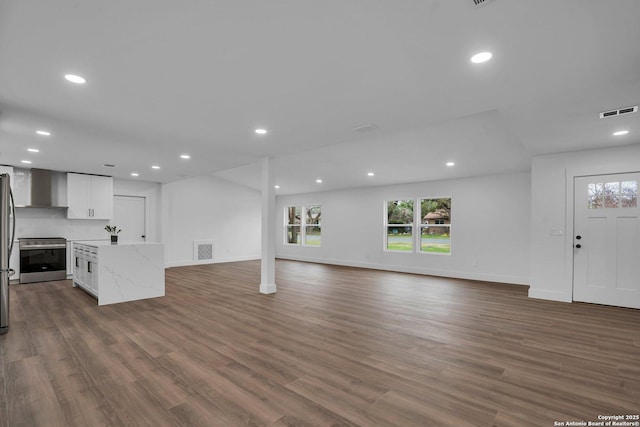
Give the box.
[67,173,113,219]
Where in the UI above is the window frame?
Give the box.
[284,204,322,247]
[383,199,416,253]
[384,197,452,255]
[419,197,452,256]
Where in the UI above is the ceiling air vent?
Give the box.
[599,105,638,119]
[473,0,495,7]
[351,124,379,134]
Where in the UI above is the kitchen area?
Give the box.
[1,165,164,332]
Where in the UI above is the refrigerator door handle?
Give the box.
[8,188,15,259]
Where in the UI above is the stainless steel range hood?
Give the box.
[15,168,68,209]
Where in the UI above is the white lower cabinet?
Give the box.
[73,244,99,297]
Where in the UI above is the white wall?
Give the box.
[12,178,161,242]
[113,179,162,242]
[277,172,531,285]
[161,175,261,267]
[530,144,640,302]
[9,177,161,276]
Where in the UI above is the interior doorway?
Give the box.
[113,195,146,243]
[573,173,640,309]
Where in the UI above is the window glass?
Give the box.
[621,181,638,208]
[420,198,451,254]
[286,206,301,245]
[285,205,321,246]
[604,182,620,208]
[588,183,604,209]
[589,181,638,209]
[304,205,321,246]
[386,200,414,252]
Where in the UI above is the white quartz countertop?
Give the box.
[74,240,163,247]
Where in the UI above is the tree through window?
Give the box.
[285,205,321,246]
[384,197,451,254]
[385,200,414,252]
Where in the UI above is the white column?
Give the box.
[260,157,277,294]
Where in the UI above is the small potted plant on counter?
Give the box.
[105,225,121,243]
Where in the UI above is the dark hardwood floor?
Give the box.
[1,260,639,426]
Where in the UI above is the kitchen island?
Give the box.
[73,241,165,306]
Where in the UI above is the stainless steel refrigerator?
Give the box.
[0,173,16,334]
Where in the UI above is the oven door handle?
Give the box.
[20,244,67,250]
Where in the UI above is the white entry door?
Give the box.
[113,195,146,242]
[573,173,640,309]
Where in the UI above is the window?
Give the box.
[588,181,637,209]
[420,198,451,254]
[385,197,452,255]
[285,205,321,246]
[304,205,322,246]
[285,206,301,244]
[385,200,414,252]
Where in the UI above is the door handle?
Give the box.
[576,235,582,240]
[575,244,582,248]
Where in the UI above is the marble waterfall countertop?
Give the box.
[73,241,165,306]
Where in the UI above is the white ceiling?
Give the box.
[1,0,639,195]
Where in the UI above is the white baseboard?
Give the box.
[528,288,573,303]
[276,254,529,286]
[259,283,277,294]
[167,255,260,268]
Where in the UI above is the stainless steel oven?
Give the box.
[19,237,67,283]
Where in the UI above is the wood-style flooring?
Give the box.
[1,260,639,426]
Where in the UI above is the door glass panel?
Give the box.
[588,183,604,209]
[621,181,638,208]
[604,182,620,208]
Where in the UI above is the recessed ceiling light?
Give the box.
[316,179,322,183]
[64,74,87,84]
[367,172,375,177]
[151,165,160,169]
[36,130,51,136]
[255,128,267,135]
[274,185,280,189]
[471,51,492,64]
[613,130,629,136]
[21,160,32,164]
[180,154,190,159]
[27,148,39,153]
[130,173,139,177]
[446,162,455,167]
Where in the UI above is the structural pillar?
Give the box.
[259,157,277,294]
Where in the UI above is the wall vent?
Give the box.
[193,240,214,262]
[599,105,638,119]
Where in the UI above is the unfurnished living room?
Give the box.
[0,1,639,426]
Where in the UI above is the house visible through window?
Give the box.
[384,197,451,254]
[285,205,321,246]
[420,198,451,254]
